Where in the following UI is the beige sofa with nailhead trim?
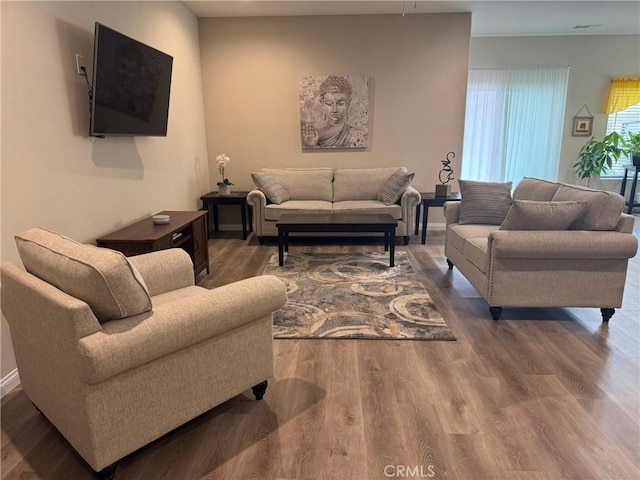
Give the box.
[444,177,638,321]
[247,167,421,244]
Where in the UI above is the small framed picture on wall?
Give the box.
[572,116,593,136]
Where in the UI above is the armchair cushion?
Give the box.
[15,227,151,322]
[500,200,587,231]
[377,169,415,205]
[458,179,513,225]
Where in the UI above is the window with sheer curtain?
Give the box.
[461,67,570,186]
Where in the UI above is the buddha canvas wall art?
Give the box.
[299,74,369,149]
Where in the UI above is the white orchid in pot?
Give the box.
[216,154,234,195]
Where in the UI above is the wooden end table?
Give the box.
[200,191,253,240]
[415,192,462,244]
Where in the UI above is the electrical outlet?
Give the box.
[75,54,85,75]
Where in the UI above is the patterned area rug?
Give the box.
[263,252,456,340]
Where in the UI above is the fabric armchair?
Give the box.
[1,228,287,479]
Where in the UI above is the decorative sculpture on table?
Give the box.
[435,151,455,197]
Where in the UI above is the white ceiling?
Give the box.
[182,1,640,36]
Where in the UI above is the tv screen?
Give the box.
[90,23,173,137]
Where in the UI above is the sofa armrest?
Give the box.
[128,249,194,296]
[489,230,639,260]
[247,189,267,209]
[400,186,421,207]
[615,213,636,233]
[444,201,461,226]
[247,189,268,237]
[400,186,421,233]
[1,262,102,342]
[78,275,287,384]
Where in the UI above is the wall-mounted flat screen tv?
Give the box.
[90,23,173,137]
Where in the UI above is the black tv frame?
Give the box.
[89,23,173,137]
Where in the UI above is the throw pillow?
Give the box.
[15,227,152,322]
[251,172,290,204]
[500,200,588,230]
[458,179,513,225]
[512,177,560,201]
[551,184,625,231]
[377,169,415,205]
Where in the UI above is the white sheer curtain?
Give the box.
[461,67,569,185]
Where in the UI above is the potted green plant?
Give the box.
[623,131,640,167]
[573,132,626,185]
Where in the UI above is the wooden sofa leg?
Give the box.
[252,380,268,400]
[94,464,117,480]
[600,308,615,322]
[489,307,503,321]
[403,236,410,245]
[446,259,454,270]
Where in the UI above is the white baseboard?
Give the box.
[1,369,20,398]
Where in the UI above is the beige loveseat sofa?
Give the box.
[247,167,421,244]
[1,228,287,478]
[444,177,638,321]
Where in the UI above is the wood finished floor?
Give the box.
[2,225,639,480]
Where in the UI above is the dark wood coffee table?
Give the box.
[276,213,398,267]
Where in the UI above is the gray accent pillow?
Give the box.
[551,184,624,231]
[500,200,588,230]
[458,179,513,225]
[251,172,290,204]
[377,169,415,205]
[512,177,560,201]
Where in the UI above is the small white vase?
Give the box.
[218,184,231,196]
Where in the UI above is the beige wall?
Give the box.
[0,1,209,379]
[469,34,640,191]
[198,13,471,194]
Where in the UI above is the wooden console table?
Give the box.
[96,211,210,279]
